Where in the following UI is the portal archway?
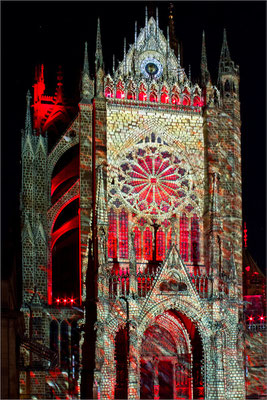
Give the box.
[139,310,204,400]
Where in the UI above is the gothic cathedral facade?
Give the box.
[20,13,245,400]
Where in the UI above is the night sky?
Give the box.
[1,1,266,273]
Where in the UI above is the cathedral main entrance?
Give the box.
[140,312,194,399]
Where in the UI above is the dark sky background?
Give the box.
[1,1,266,273]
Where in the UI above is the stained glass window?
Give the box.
[133,227,142,260]
[144,227,153,260]
[156,228,166,260]
[119,210,128,259]
[108,208,117,258]
[191,214,200,264]
[180,213,189,262]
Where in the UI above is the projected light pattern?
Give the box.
[117,147,191,219]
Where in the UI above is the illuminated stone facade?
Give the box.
[20,13,248,400]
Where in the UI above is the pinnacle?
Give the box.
[25,90,32,135]
[83,41,90,75]
[95,18,103,70]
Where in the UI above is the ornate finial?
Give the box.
[95,18,103,71]
[25,90,32,135]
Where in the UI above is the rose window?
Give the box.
[113,146,192,219]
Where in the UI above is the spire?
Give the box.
[83,42,90,76]
[145,7,148,39]
[220,28,231,62]
[218,28,239,78]
[123,37,127,76]
[188,65,191,82]
[156,8,159,40]
[177,43,184,83]
[25,90,32,135]
[167,26,170,53]
[168,2,178,56]
[201,30,210,86]
[134,21,138,48]
[112,54,115,75]
[81,42,94,102]
[95,18,103,71]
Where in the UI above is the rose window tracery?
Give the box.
[109,140,197,221]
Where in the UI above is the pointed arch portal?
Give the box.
[139,310,204,400]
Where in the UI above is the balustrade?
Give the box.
[108,264,213,299]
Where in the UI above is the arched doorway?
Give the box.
[140,311,193,399]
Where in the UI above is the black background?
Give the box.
[1,1,266,273]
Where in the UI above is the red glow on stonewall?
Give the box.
[243,222,248,248]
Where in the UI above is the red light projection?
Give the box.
[55,297,76,306]
[51,216,79,249]
[51,157,79,196]
[244,222,248,248]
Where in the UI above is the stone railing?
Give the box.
[108,265,213,300]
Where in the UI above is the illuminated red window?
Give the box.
[193,96,200,106]
[119,210,128,259]
[156,228,166,260]
[191,214,200,264]
[171,95,180,104]
[105,87,113,98]
[161,92,169,103]
[133,227,142,260]
[149,92,158,102]
[180,213,189,262]
[183,96,190,106]
[139,91,147,101]
[116,90,124,99]
[144,227,153,260]
[108,208,117,258]
[127,91,135,100]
